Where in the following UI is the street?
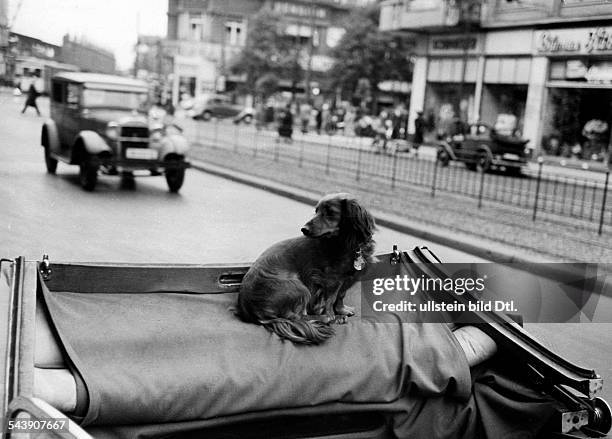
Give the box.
[1,92,611,422]
[0,94,481,263]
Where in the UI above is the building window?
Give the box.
[189,13,203,41]
[225,21,245,46]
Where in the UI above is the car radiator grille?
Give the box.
[121,126,149,138]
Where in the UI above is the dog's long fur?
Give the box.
[236,193,376,344]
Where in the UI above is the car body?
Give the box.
[437,123,530,174]
[191,93,254,123]
[1,250,609,439]
[41,72,190,192]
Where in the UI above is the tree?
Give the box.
[329,5,414,113]
[230,10,301,99]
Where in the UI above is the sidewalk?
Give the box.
[187,142,612,264]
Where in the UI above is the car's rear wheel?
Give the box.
[507,166,522,176]
[44,146,58,174]
[165,165,185,193]
[243,114,253,124]
[79,155,98,191]
[476,151,491,172]
[437,149,450,167]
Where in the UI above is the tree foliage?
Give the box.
[328,5,414,110]
[230,10,301,97]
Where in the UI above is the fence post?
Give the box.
[599,170,610,235]
[233,122,239,153]
[298,135,304,168]
[477,166,486,208]
[274,139,279,162]
[325,135,331,175]
[253,129,258,158]
[213,118,219,149]
[431,157,438,198]
[532,157,544,221]
[356,137,363,181]
[391,152,398,189]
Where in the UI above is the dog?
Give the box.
[235,193,376,345]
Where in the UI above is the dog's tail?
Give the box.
[260,317,334,345]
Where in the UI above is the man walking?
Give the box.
[21,74,41,116]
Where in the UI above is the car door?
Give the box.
[62,83,83,152]
[50,81,67,152]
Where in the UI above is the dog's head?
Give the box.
[301,193,376,244]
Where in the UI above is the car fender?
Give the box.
[159,134,189,159]
[41,120,60,153]
[72,131,111,163]
[437,141,457,160]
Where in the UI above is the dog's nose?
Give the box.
[301,227,311,236]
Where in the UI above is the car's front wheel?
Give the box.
[79,156,98,191]
[165,166,185,193]
[44,146,58,174]
[243,114,253,124]
[201,111,212,121]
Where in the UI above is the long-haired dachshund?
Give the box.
[236,193,376,345]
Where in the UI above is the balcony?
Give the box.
[380,0,482,33]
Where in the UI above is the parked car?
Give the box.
[437,123,530,174]
[41,72,190,192]
[191,94,254,124]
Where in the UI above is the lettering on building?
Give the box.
[432,37,477,51]
[536,27,612,54]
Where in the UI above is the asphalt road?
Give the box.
[1,93,611,435]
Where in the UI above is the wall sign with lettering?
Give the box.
[535,27,612,55]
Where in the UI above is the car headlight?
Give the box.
[106,123,119,140]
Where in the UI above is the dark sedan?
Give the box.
[437,123,530,174]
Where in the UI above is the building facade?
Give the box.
[164,0,368,106]
[60,34,116,75]
[380,0,612,157]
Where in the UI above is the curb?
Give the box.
[190,159,568,276]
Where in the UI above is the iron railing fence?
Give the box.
[183,119,611,234]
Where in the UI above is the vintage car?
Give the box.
[1,248,610,439]
[41,72,190,192]
[191,93,254,124]
[437,123,530,174]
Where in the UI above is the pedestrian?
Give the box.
[299,101,311,134]
[315,107,323,134]
[21,75,41,116]
[278,104,293,143]
[414,111,426,150]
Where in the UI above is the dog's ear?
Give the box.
[341,198,376,242]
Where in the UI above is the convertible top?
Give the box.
[35,255,557,438]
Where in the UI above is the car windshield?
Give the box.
[82,88,149,112]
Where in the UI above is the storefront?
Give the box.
[423,34,482,136]
[536,26,612,161]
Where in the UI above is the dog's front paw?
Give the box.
[334,304,355,317]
